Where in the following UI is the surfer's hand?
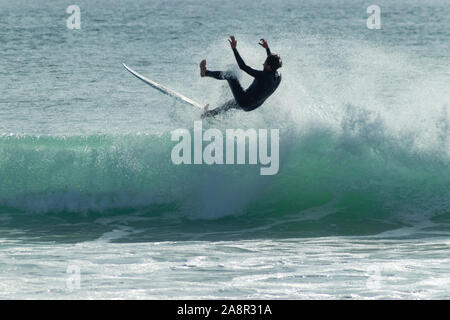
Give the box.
[259,38,269,49]
[228,36,237,49]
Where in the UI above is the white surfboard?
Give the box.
[122,63,204,110]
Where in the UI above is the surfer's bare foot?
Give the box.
[200,59,207,77]
[201,104,209,119]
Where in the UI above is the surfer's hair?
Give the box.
[266,54,282,71]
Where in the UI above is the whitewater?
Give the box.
[0,0,449,299]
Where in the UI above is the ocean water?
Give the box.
[0,0,449,299]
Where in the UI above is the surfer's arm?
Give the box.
[232,48,262,78]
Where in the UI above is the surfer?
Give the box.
[200,36,282,118]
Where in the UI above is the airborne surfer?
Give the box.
[200,36,282,118]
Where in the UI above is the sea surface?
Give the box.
[0,0,449,299]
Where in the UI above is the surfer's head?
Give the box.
[264,54,282,72]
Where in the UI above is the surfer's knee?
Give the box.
[224,73,238,81]
[239,103,259,112]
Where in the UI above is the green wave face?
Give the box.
[1,128,449,242]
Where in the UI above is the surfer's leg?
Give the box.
[206,74,247,108]
[203,66,247,104]
[204,70,226,80]
[225,77,246,105]
[201,59,232,81]
[201,60,227,79]
[203,72,247,107]
[200,60,247,110]
[202,99,239,118]
[201,60,235,82]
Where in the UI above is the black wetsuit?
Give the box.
[204,47,281,117]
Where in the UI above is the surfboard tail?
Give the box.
[123,63,205,110]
